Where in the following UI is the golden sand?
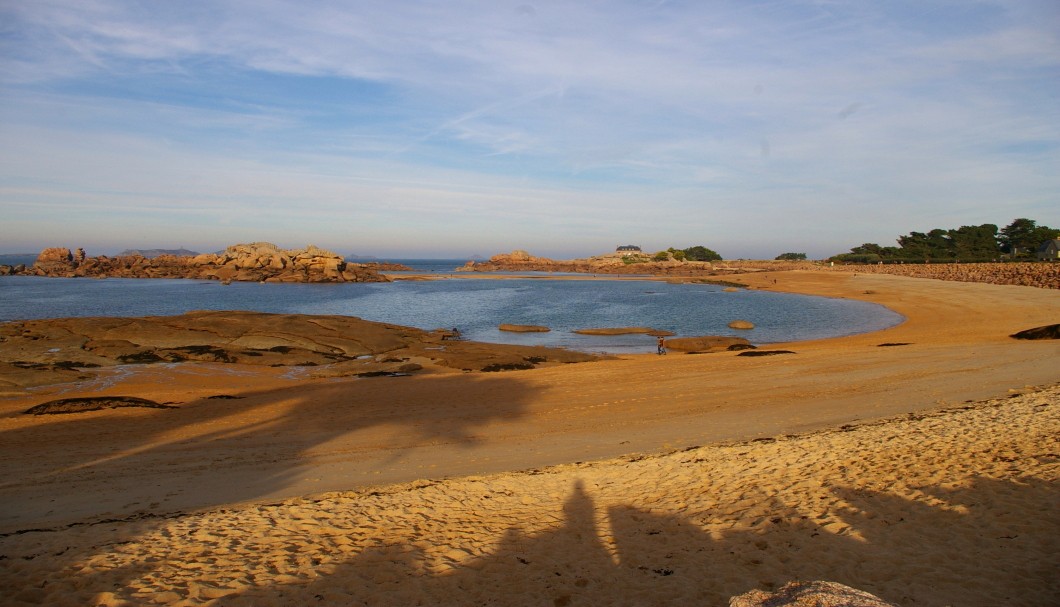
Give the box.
[0,270,1057,606]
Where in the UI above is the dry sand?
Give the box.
[1,270,1058,606]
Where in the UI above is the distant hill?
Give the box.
[118,248,199,258]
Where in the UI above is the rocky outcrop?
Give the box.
[32,247,75,273]
[729,580,897,607]
[21,243,390,283]
[0,311,600,390]
[1010,324,1060,340]
[728,320,755,330]
[362,261,415,271]
[457,250,725,277]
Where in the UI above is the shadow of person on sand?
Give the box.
[218,474,1058,607]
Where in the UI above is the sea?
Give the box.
[0,259,904,354]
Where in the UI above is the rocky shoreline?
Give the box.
[457,250,727,277]
[0,310,600,391]
[0,242,407,283]
[459,250,1060,289]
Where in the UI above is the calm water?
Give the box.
[0,270,903,354]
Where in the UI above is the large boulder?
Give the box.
[33,247,76,274]
[729,581,897,607]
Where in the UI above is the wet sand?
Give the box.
[1,270,1057,605]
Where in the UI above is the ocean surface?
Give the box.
[0,262,904,354]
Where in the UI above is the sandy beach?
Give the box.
[1,270,1057,606]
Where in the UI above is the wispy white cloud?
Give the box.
[1,0,1058,257]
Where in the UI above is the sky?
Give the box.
[1,1,1058,260]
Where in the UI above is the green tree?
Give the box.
[653,250,670,261]
[775,252,807,261]
[999,218,1059,255]
[895,232,932,259]
[830,253,882,263]
[851,243,883,255]
[667,247,686,261]
[683,245,722,261]
[948,224,999,259]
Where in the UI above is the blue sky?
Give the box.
[1,1,1058,259]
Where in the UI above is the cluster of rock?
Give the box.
[729,580,897,607]
[458,250,725,276]
[2,243,397,283]
[827,261,1059,289]
[0,311,600,391]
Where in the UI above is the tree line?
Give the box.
[831,218,1059,263]
[625,246,723,263]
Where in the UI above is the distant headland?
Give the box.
[458,248,787,278]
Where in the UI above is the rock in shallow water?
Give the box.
[499,324,551,332]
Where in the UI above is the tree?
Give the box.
[999,218,1060,255]
[682,245,722,261]
[775,252,807,260]
[948,224,999,259]
[834,217,1054,262]
[653,250,670,261]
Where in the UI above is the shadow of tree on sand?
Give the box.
[0,372,538,530]
[0,371,541,603]
[222,475,1059,607]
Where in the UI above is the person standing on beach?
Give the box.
[657,336,666,355]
